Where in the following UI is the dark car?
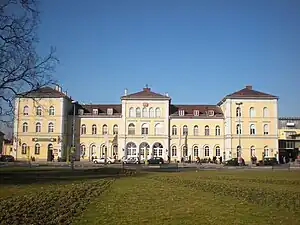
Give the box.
[257,157,278,166]
[148,157,164,164]
[224,158,245,166]
[0,155,15,162]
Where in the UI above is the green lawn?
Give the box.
[0,169,300,225]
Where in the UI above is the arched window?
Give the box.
[80,145,86,157]
[205,125,209,136]
[48,122,54,133]
[172,146,177,156]
[193,125,199,136]
[155,107,161,118]
[215,146,220,156]
[22,122,28,132]
[154,123,162,135]
[128,123,135,135]
[250,146,255,157]
[49,106,55,116]
[193,146,199,157]
[81,124,86,135]
[182,145,188,157]
[263,124,269,135]
[236,107,241,117]
[263,107,268,118]
[92,124,97,135]
[91,144,96,156]
[102,124,108,135]
[183,125,188,136]
[141,123,149,135]
[36,106,42,116]
[22,143,27,154]
[129,107,134,117]
[23,106,29,116]
[204,146,209,157]
[250,124,255,135]
[215,126,221,136]
[113,145,118,156]
[236,124,241,135]
[35,143,40,155]
[35,122,41,133]
[172,125,177,135]
[249,107,255,118]
[101,145,107,156]
[237,146,241,157]
[126,142,137,156]
[149,107,154,117]
[264,146,269,157]
[136,107,141,117]
[153,142,163,156]
[142,107,148,117]
[113,125,118,135]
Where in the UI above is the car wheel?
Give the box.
[93,161,97,164]
[108,161,111,164]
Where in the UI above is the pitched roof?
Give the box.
[170,104,223,118]
[80,104,122,114]
[121,87,170,100]
[218,85,278,105]
[18,87,71,100]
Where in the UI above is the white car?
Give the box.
[93,157,116,164]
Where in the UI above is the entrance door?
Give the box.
[47,144,53,161]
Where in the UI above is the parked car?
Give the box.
[148,157,164,164]
[224,158,245,166]
[257,157,278,166]
[0,155,15,162]
[123,157,140,164]
[93,157,115,164]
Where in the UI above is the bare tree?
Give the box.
[0,0,58,127]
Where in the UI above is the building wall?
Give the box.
[12,88,280,163]
[220,99,278,162]
[170,118,224,161]
[13,97,71,161]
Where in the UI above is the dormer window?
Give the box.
[92,109,98,115]
[107,108,113,115]
[179,110,185,116]
[208,110,214,116]
[193,110,199,116]
[78,109,84,115]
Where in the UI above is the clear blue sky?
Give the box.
[38,0,300,116]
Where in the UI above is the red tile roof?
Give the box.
[18,87,71,100]
[81,104,122,114]
[121,88,170,99]
[170,104,223,118]
[218,85,278,105]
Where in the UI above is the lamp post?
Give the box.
[236,102,243,158]
[71,100,77,170]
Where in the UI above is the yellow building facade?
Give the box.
[13,85,279,163]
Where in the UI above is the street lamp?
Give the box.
[236,102,243,159]
[71,100,77,169]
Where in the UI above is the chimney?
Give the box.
[124,88,128,96]
[55,84,59,91]
[165,92,169,97]
[246,85,252,90]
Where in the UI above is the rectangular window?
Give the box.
[208,110,214,116]
[153,149,157,156]
[179,110,185,116]
[172,127,177,135]
[193,110,199,116]
[141,127,148,135]
[159,149,163,156]
[92,109,98,115]
[107,108,113,115]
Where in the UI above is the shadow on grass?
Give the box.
[0,167,142,186]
